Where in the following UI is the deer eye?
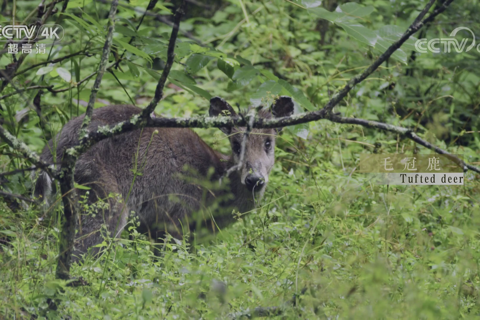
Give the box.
[232,141,241,155]
[264,139,272,152]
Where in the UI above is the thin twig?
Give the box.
[14,50,87,78]
[0,85,53,100]
[323,0,454,113]
[0,190,36,203]
[0,166,52,178]
[80,0,120,132]
[0,125,53,176]
[0,0,62,94]
[141,0,186,118]
[115,0,159,69]
[97,0,202,44]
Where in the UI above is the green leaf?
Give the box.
[61,12,99,35]
[36,66,53,76]
[115,26,137,38]
[143,43,166,56]
[337,22,377,46]
[233,66,259,86]
[168,70,196,86]
[75,183,91,190]
[308,7,344,22]
[217,58,239,79]
[204,51,229,59]
[0,230,17,237]
[299,0,322,8]
[250,80,283,107]
[126,61,140,77]
[287,122,309,140]
[114,39,152,63]
[277,79,315,111]
[68,0,93,8]
[155,3,173,14]
[145,68,160,80]
[142,288,153,304]
[81,11,103,30]
[448,226,464,235]
[374,37,407,63]
[338,3,374,19]
[175,42,192,59]
[56,67,72,82]
[185,54,214,74]
[189,44,209,54]
[378,25,418,52]
[259,69,278,81]
[170,79,212,100]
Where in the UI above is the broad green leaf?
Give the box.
[175,42,193,59]
[168,70,196,86]
[217,58,239,79]
[56,67,72,82]
[448,226,464,235]
[308,7,344,22]
[278,79,315,111]
[337,3,374,19]
[374,37,408,63]
[259,69,278,81]
[170,79,211,100]
[36,66,53,76]
[114,39,152,63]
[250,80,283,107]
[145,68,160,80]
[189,44,209,54]
[0,230,17,237]
[155,3,173,14]
[143,43,166,56]
[338,22,377,46]
[142,289,153,304]
[115,26,137,38]
[300,0,322,8]
[287,122,309,140]
[185,54,214,74]
[68,0,93,8]
[233,66,259,86]
[204,51,229,59]
[378,25,418,52]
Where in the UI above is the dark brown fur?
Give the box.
[35,97,294,260]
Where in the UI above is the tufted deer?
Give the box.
[35,96,294,260]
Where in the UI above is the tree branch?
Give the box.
[0,0,62,94]
[327,114,477,173]
[0,85,53,101]
[14,50,86,78]
[0,125,54,177]
[322,0,454,113]
[141,0,185,118]
[0,190,36,203]
[80,0,119,132]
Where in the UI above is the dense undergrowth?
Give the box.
[2,120,480,318]
[1,0,480,318]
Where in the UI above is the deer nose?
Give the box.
[245,174,265,192]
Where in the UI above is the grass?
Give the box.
[1,122,480,319]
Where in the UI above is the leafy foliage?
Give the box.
[1,0,480,318]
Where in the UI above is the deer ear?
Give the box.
[209,97,236,135]
[271,96,294,132]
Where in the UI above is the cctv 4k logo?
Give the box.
[0,24,64,41]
